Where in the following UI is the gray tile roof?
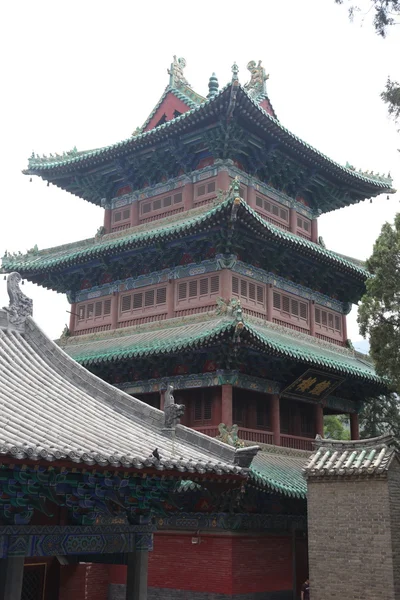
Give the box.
[0,281,257,475]
[250,444,310,498]
[303,434,398,479]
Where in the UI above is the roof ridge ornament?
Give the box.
[244,60,269,98]
[3,272,33,326]
[207,73,219,98]
[231,62,239,82]
[163,384,185,429]
[168,56,190,89]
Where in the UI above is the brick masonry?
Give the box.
[108,532,297,600]
[307,473,400,600]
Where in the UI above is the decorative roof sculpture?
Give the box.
[0,273,258,473]
[244,60,269,97]
[168,56,190,88]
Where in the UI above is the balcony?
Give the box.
[192,426,313,451]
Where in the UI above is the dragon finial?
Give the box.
[163,384,185,429]
[3,272,33,326]
[244,60,269,97]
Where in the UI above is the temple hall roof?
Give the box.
[23,62,394,212]
[57,310,383,385]
[0,273,256,475]
[303,434,399,479]
[250,445,309,499]
[1,195,370,302]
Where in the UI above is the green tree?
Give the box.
[323,415,350,439]
[335,1,400,122]
[359,394,400,437]
[358,214,400,389]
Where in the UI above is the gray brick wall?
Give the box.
[307,478,396,600]
[388,460,400,599]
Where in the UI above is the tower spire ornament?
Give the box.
[207,73,219,98]
[244,60,269,97]
[168,56,190,89]
[3,272,33,325]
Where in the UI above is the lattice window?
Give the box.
[255,193,289,224]
[76,296,114,325]
[194,394,212,423]
[232,275,265,312]
[140,190,183,217]
[176,274,220,307]
[315,305,342,335]
[113,207,131,223]
[194,179,217,202]
[22,565,45,600]
[272,290,308,325]
[233,398,246,425]
[120,285,167,317]
[297,215,311,236]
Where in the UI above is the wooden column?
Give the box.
[0,557,25,600]
[221,384,233,426]
[270,394,281,446]
[310,300,316,337]
[126,550,149,600]
[350,413,360,440]
[247,184,256,209]
[166,280,175,318]
[216,169,230,192]
[111,292,119,330]
[220,269,231,301]
[311,218,318,243]
[69,302,76,335]
[315,403,324,437]
[183,182,193,211]
[104,207,112,233]
[131,200,139,227]
[342,314,348,344]
[267,284,273,321]
[289,208,297,235]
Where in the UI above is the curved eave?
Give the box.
[1,199,369,284]
[68,319,385,386]
[24,85,394,199]
[249,470,306,499]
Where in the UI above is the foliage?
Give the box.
[359,394,400,437]
[381,78,400,122]
[323,415,350,439]
[335,0,400,37]
[358,214,400,390]
[335,1,400,123]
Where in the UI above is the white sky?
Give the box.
[1,0,399,350]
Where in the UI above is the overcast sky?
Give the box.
[1,0,399,351]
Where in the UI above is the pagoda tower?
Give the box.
[3,57,394,452]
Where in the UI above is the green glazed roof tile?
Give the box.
[1,197,370,282]
[250,447,309,498]
[25,84,394,196]
[58,312,383,384]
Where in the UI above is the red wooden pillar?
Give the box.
[166,280,174,318]
[315,403,324,437]
[247,184,256,209]
[270,394,281,446]
[342,314,348,343]
[267,284,273,321]
[220,269,231,300]
[289,208,297,235]
[160,389,165,411]
[111,292,118,330]
[221,384,233,426]
[69,303,76,335]
[104,207,112,233]
[310,300,316,337]
[350,413,360,440]
[311,218,318,243]
[216,169,230,193]
[183,181,193,211]
[131,200,139,227]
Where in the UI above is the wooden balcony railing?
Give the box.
[192,426,272,446]
[280,434,314,451]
